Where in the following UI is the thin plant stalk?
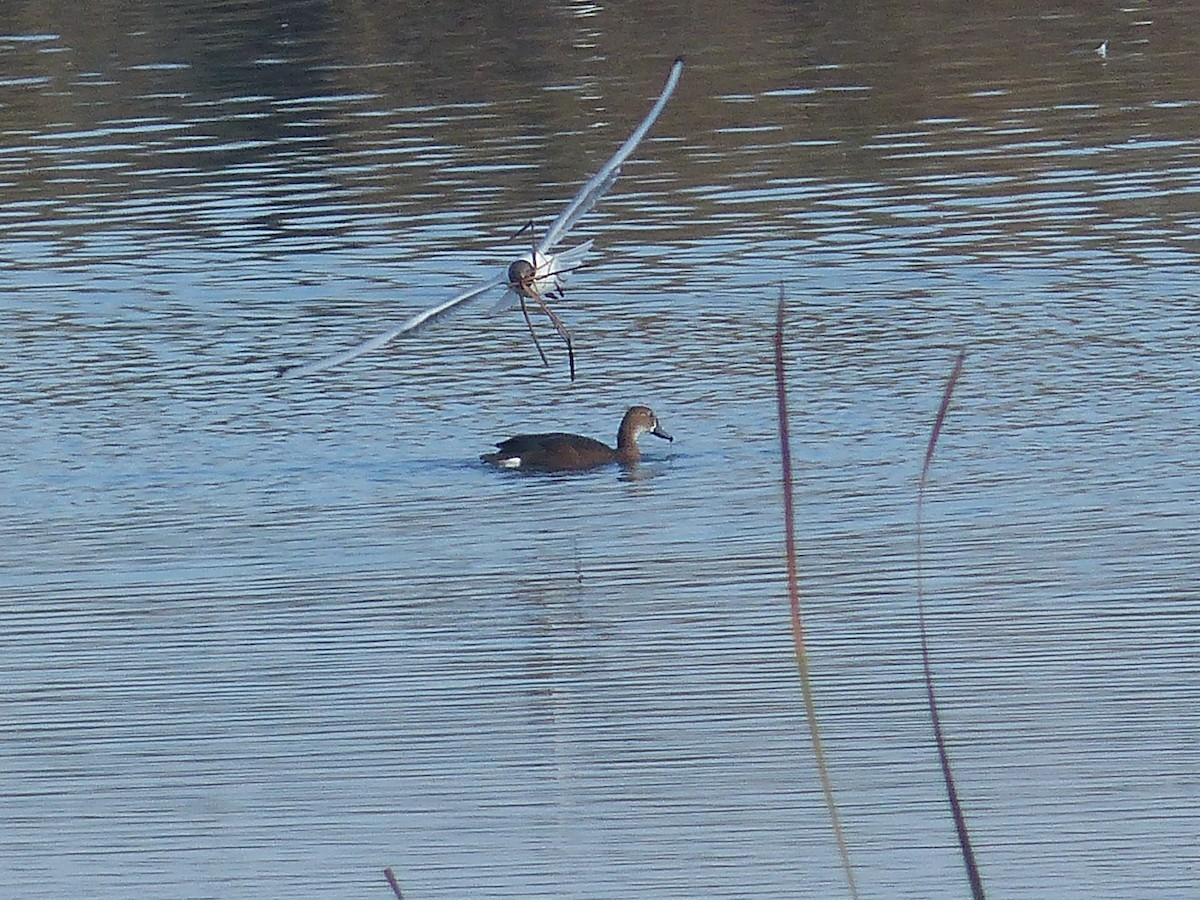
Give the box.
[383,867,405,899]
[774,293,860,900]
[916,349,986,900]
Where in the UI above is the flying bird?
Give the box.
[278,58,684,381]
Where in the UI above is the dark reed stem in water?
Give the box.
[916,349,986,900]
[383,867,405,899]
[774,292,860,900]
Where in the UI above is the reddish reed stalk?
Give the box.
[383,867,405,899]
[916,349,986,899]
[774,293,859,900]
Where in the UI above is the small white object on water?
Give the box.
[1096,41,1108,58]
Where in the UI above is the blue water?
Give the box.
[3,2,1199,898]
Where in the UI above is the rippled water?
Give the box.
[3,2,1199,898]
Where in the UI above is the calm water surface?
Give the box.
[2,1,1199,898]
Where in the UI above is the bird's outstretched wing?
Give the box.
[276,274,505,379]
[535,57,684,256]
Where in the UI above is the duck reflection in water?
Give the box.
[481,406,672,471]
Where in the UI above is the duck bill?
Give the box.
[652,426,673,443]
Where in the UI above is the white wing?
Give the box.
[535,57,684,256]
[540,239,594,289]
[276,274,505,379]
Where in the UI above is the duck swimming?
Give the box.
[481,405,672,471]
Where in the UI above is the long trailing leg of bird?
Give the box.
[510,220,551,369]
[511,219,536,243]
[517,294,550,368]
[527,289,576,381]
[524,218,578,380]
[507,219,579,379]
